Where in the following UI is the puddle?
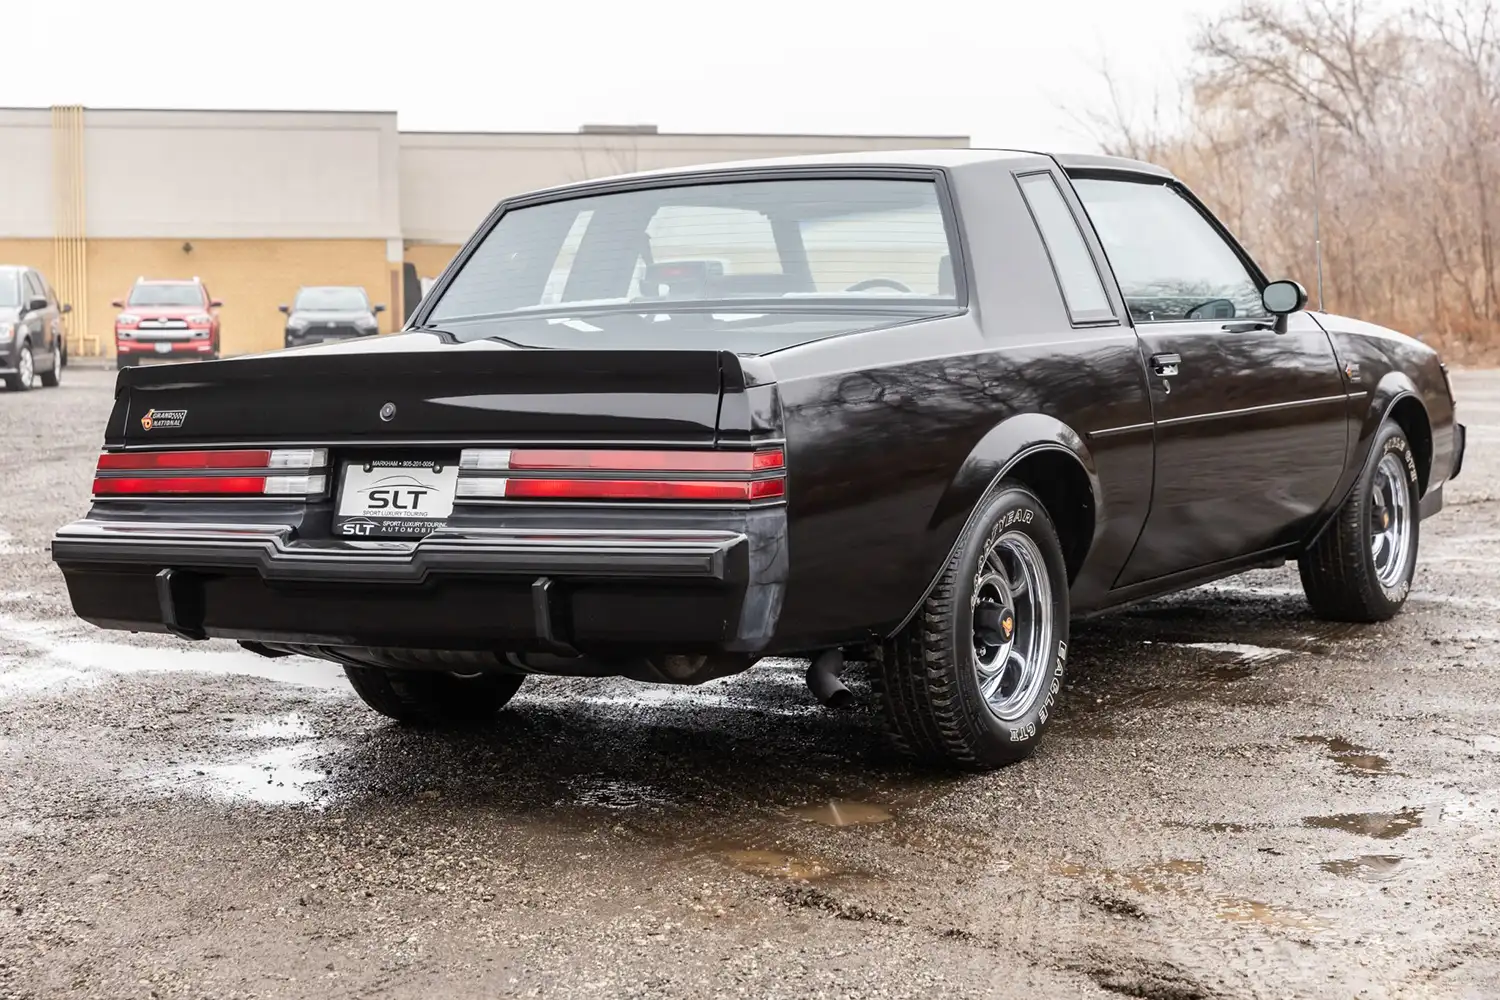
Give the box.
[1051,857,1327,930]
[230,713,317,740]
[1294,735,1392,776]
[1302,807,1423,839]
[1320,855,1407,882]
[1179,821,1255,834]
[0,614,347,696]
[1177,642,1294,663]
[722,848,833,880]
[159,742,332,807]
[791,799,893,827]
[563,776,674,811]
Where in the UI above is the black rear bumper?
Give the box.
[53,515,786,655]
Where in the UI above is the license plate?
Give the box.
[154,342,172,353]
[334,459,458,539]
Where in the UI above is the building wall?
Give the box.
[0,237,395,357]
[404,242,463,283]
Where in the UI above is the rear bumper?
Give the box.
[53,515,785,654]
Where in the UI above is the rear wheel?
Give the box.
[39,346,61,387]
[1298,421,1420,622]
[3,343,34,391]
[874,482,1070,770]
[344,666,525,726]
[116,355,133,370]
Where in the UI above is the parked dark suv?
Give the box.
[1,265,69,391]
[281,286,384,348]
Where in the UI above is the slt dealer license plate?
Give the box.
[334,459,458,539]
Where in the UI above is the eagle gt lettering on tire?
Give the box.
[874,481,1071,770]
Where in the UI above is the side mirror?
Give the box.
[209,299,223,308]
[60,303,72,314]
[26,297,47,314]
[373,304,386,314]
[1262,280,1307,334]
[278,304,290,314]
[111,299,124,309]
[1262,279,1307,315]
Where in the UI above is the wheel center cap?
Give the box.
[974,601,1016,656]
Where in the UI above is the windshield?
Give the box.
[427,177,959,336]
[128,283,203,308]
[0,271,18,308]
[295,286,370,311]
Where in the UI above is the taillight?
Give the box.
[456,448,785,502]
[92,448,328,497]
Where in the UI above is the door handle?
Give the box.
[1151,352,1181,377]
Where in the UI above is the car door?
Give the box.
[21,271,53,363]
[1069,173,1349,587]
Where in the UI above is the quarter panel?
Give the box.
[1314,313,1455,500]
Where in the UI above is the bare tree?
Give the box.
[1084,0,1500,360]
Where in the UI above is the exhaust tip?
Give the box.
[806,649,853,709]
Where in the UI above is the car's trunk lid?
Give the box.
[116,334,742,445]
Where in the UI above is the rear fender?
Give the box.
[891,413,1100,636]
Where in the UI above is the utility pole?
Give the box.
[1311,109,1326,311]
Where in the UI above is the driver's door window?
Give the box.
[1071,178,1267,323]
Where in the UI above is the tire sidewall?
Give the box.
[1361,425,1420,608]
[951,486,1070,761]
[15,343,33,390]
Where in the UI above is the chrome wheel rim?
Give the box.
[972,530,1054,721]
[51,349,60,379]
[1371,452,1413,588]
[17,348,32,387]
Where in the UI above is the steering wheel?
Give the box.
[845,278,913,294]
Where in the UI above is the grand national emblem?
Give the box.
[140,408,187,431]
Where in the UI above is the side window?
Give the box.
[23,272,44,303]
[1016,173,1114,323]
[1071,177,1267,323]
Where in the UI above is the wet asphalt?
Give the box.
[1,367,1498,1000]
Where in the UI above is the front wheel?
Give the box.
[874,482,1070,770]
[1298,421,1420,622]
[3,343,34,392]
[344,666,525,726]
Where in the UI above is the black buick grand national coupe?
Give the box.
[53,150,1466,770]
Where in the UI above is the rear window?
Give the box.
[128,283,203,307]
[428,177,959,324]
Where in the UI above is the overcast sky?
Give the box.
[13,0,1233,151]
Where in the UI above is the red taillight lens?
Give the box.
[502,478,766,502]
[456,447,787,503]
[92,449,327,497]
[497,448,785,473]
[97,450,272,471]
[92,475,268,495]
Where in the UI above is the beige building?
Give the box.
[0,108,967,357]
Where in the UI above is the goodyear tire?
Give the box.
[1299,421,1420,622]
[344,667,525,727]
[874,481,1070,770]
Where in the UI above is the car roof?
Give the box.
[512,147,1176,199]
